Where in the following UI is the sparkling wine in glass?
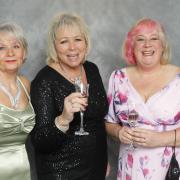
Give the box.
[128,110,139,127]
[74,80,89,136]
[127,102,139,151]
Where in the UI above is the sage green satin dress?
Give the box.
[0,78,35,180]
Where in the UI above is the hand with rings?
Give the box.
[130,128,160,148]
[61,92,88,123]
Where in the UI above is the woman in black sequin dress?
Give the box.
[30,13,108,180]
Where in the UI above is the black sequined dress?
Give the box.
[30,61,108,180]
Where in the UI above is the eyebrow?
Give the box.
[56,35,84,40]
[136,33,159,37]
[0,40,21,44]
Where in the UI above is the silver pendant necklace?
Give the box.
[59,63,83,84]
[0,79,21,108]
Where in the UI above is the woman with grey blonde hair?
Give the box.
[30,13,108,180]
[0,22,35,180]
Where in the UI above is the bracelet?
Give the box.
[58,115,70,126]
[55,117,69,133]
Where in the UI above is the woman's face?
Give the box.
[0,32,25,73]
[133,29,164,69]
[55,26,87,69]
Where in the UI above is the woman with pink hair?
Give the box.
[105,18,180,179]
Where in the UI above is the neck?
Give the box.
[58,63,83,83]
[0,71,18,86]
[135,64,164,76]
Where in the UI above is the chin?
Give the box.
[69,62,81,67]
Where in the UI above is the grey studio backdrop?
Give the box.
[1,0,180,179]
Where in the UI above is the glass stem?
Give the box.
[80,111,84,131]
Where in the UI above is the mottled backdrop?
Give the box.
[1,0,180,179]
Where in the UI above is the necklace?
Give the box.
[59,63,83,83]
[0,79,21,108]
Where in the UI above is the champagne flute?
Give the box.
[74,79,89,135]
[126,101,139,151]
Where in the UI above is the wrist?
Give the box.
[55,116,69,133]
[116,127,121,139]
[58,115,70,126]
[160,130,175,147]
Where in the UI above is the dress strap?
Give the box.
[17,76,35,112]
[17,76,30,101]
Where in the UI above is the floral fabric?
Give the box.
[105,68,180,180]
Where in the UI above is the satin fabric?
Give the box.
[0,97,35,179]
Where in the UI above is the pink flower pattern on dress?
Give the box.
[127,153,133,168]
[105,68,180,180]
[142,168,149,177]
[161,147,172,168]
[107,94,112,104]
[117,92,128,104]
[139,156,150,178]
[174,111,180,122]
[126,174,131,180]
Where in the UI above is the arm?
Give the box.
[106,122,135,145]
[30,76,87,153]
[105,70,133,145]
[30,78,67,153]
[105,122,121,139]
[176,128,180,146]
[55,92,87,132]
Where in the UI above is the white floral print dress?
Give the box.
[105,68,180,180]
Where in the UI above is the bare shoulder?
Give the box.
[165,64,180,74]
[18,75,30,93]
[177,66,180,73]
[126,66,136,76]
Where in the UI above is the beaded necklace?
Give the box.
[0,79,21,108]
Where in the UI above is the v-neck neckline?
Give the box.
[47,62,89,86]
[123,68,180,105]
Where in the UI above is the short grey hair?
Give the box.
[0,22,28,57]
[47,12,90,64]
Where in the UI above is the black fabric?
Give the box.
[30,61,108,180]
[165,151,180,180]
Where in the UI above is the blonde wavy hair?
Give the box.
[47,12,91,64]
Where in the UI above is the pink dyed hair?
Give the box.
[122,18,171,65]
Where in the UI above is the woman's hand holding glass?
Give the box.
[126,102,139,151]
[117,102,139,151]
[132,128,161,148]
[118,126,134,145]
[74,82,89,135]
[56,92,88,131]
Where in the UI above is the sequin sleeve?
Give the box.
[30,76,66,153]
